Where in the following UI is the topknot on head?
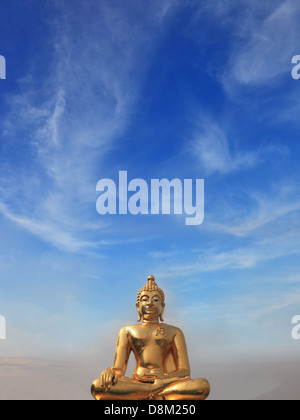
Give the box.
[145,275,157,290]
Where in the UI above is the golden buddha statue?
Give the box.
[91,275,210,400]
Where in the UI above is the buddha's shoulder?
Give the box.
[117,323,185,335]
[117,324,142,334]
[160,323,185,335]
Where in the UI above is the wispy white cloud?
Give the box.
[207,184,300,238]
[0,0,176,252]
[189,114,284,175]
[0,201,97,252]
[155,242,298,279]
[187,1,300,96]
[191,119,258,174]
[150,182,300,279]
[219,0,300,90]
[252,288,300,317]
[148,250,178,259]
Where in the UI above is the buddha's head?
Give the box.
[136,275,165,322]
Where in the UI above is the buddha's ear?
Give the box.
[136,304,142,322]
[159,305,165,322]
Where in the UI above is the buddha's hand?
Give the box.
[153,373,190,388]
[151,374,174,389]
[134,372,156,383]
[135,368,167,382]
[100,367,118,392]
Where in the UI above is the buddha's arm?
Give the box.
[168,327,191,379]
[100,327,131,390]
[112,327,131,377]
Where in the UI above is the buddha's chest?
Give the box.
[130,325,173,353]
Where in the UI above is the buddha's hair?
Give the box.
[136,275,165,306]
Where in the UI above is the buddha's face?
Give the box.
[137,290,164,321]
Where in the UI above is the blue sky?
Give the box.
[0,0,300,367]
